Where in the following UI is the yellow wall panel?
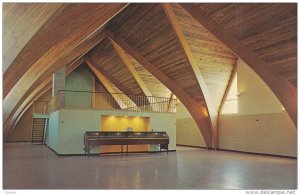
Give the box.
[100,115,150,153]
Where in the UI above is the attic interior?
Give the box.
[3,3,297,190]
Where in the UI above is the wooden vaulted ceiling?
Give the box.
[3,3,297,147]
[198,3,297,87]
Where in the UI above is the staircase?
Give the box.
[31,117,48,144]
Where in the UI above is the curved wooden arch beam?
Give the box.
[163,3,218,148]
[9,82,52,140]
[85,58,145,109]
[179,3,297,127]
[3,3,63,73]
[4,3,127,98]
[3,30,106,140]
[105,29,213,148]
[4,57,86,140]
[86,60,127,109]
[107,37,158,111]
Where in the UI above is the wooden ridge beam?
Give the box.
[105,29,213,147]
[179,3,297,127]
[108,37,157,111]
[163,3,218,147]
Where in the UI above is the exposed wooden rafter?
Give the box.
[105,29,213,147]
[179,3,297,127]
[163,3,218,147]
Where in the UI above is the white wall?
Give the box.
[219,112,296,157]
[48,109,176,155]
[219,59,297,157]
[175,58,296,157]
[237,59,283,114]
[47,111,60,152]
[176,102,206,147]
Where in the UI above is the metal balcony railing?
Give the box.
[33,90,176,114]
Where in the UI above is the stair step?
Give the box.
[32,117,48,143]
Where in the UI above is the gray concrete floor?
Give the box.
[3,143,297,189]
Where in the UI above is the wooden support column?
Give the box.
[179,3,297,127]
[105,29,213,148]
[163,4,218,148]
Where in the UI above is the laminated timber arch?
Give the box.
[85,58,147,109]
[3,29,105,139]
[108,37,158,111]
[86,59,127,109]
[3,4,127,140]
[3,3,127,97]
[179,3,297,127]
[4,3,296,145]
[5,58,86,140]
[105,29,213,148]
[163,3,218,148]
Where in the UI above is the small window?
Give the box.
[221,73,238,114]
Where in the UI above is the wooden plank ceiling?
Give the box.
[179,3,297,127]
[3,3,128,139]
[107,3,205,102]
[2,3,63,73]
[3,3,297,144]
[171,4,237,109]
[199,3,297,87]
[89,38,144,95]
[125,51,172,98]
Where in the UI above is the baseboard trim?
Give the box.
[217,148,297,159]
[176,144,208,149]
[176,144,296,159]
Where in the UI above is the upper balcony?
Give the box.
[33,90,177,115]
